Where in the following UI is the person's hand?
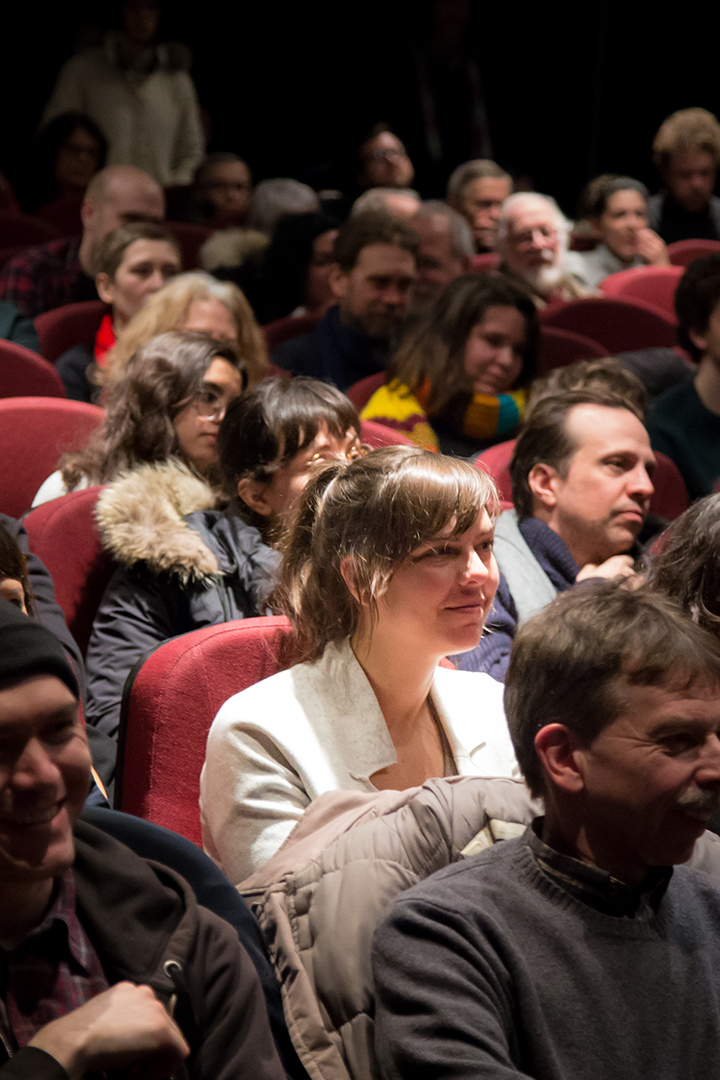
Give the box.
[576,554,636,582]
[637,228,670,265]
[28,982,189,1080]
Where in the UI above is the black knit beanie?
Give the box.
[0,598,78,698]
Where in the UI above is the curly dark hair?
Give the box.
[61,331,242,489]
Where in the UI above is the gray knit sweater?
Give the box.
[373,831,720,1078]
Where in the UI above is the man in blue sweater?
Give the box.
[458,385,656,679]
[374,582,720,1079]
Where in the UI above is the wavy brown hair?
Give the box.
[61,331,242,490]
[275,445,499,661]
[387,274,538,415]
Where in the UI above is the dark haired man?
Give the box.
[373,582,720,1079]
[272,211,418,391]
[648,107,720,243]
[649,253,720,498]
[458,387,656,679]
[0,599,285,1080]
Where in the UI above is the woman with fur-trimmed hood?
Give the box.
[85,377,362,784]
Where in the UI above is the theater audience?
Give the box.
[26,111,107,217]
[648,107,720,243]
[0,164,165,317]
[447,159,512,252]
[497,192,589,307]
[373,583,720,1079]
[104,270,269,384]
[56,221,181,401]
[32,332,245,506]
[201,446,518,885]
[84,377,361,772]
[42,0,205,186]
[361,275,537,454]
[649,253,720,498]
[0,598,285,1080]
[408,200,475,308]
[566,174,669,289]
[273,212,419,391]
[459,386,655,679]
[356,123,415,192]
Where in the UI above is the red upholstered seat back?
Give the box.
[346,371,386,409]
[0,211,60,246]
[599,265,683,321]
[360,419,416,448]
[538,326,608,373]
[668,239,720,266]
[23,487,113,657]
[35,300,107,363]
[0,341,66,399]
[474,439,515,503]
[0,397,105,517]
[540,297,677,352]
[116,617,298,844]
[262,313,320,351]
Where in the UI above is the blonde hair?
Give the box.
[104,271,268,386]
[275,446,499,661]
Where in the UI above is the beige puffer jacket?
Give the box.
[241,775,540,1080]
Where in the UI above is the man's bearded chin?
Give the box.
[524,260,565,294]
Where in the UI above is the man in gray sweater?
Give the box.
[373,582,720,1079]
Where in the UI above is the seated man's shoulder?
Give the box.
[4,236,73,272]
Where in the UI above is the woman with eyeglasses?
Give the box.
[83,375,363,786]
[32,331,245,507]
[201,445,519,886]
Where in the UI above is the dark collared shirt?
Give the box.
[527,817,672,920]
[0,870,109,1053]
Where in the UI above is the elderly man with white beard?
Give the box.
[497,192,590,308]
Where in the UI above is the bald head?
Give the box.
[80,166,166,274]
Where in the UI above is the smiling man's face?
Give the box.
[0,674,90,888]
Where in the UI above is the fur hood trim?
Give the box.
[96,460,218,584]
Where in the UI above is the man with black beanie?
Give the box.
[0,600,285,1080]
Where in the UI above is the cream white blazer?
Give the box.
[200,639,518,885]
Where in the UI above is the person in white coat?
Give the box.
[201,445,519,885]
[42,0,204,186]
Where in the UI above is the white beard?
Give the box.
[522,260,565,295]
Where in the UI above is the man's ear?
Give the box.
[329,264,348,301]
[688,326,708,356]
[95,272,114,307]
[236,477,273,517]
[535,724,585,794]
[80,195,95,231]
[527,463,560,511]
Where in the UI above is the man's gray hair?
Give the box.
[351,188,421,217]
[248,179,320,236]
[447,159,510,205]
[497,192,571,246]
[412,200,475,259]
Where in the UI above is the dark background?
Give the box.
[7,1,720,216]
